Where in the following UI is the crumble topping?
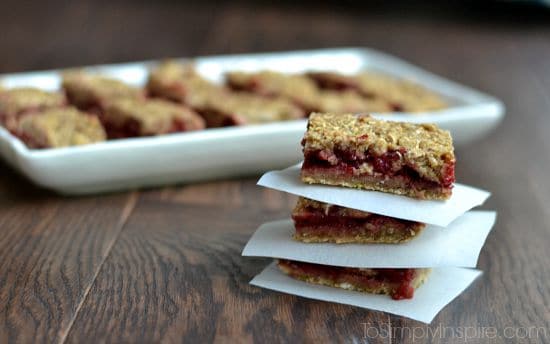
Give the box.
[308,71,447,112]
[148,61,200,84]
[62,71,142,106]
[356,72,447,112]
[105,98,205,134]
[202,92,304,124]
[0,87,65,116]
[303,113,455,183]
[316,90,391,113]
[147,61,225,108]
[18,108,106,148]
[226,70,320,109]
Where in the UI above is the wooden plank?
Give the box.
[0,162,137,343]
[65,180,390,343]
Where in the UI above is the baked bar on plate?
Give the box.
[307,71,447,112]
[226,70,320,112]
[62,72,143,113]
[197,92,304,127]
[16,108,106,149]
[0,87,66,131]
[292,197,425,244]
[278,259,430,300]
[146,61,225,109]
[103,98,205,138]
[301,113,455,200]
[316,90,392,114]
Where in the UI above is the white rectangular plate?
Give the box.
[0,48,504,194]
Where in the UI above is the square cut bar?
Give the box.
[0,87,66,131]
[315,90,392,114]
[226,70,320,112]
[292,197,425,244]
[103,98,205,138]
[197,92,304,127]
[16,108,106,149]
[301,113,456,200]
[146,61,225,109]
[278,259,430,300]
[307,71,447,112]
[62,72,143,113]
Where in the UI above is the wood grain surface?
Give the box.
[1,1,549,343]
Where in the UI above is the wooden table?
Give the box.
[1,1,549,343]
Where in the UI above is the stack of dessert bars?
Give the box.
[244,113,494,316]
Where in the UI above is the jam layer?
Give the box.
[302,148,454,200]
[292,201,424,244]
[278,259,427,300]
[304,148,454,187]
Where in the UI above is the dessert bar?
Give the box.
[103,98,205,138]
[308,71,447,112]
[278,259,430,300]
[0,87,66,131]
[292,197,425,244]
[197,92,304,127]
[16,108,106,148]
[62,72,143,113]
[226,70,320,112]
[146,61,226,109]
[316,90,391,114]
[301,113,455,200]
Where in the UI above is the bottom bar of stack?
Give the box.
[277,259,431,300]
[251,262,482,324]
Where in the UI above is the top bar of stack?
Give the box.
[300,113,456,200]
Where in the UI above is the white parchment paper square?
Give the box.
[251,262,482,323]
[242,211,496,268]
[257,164,490,227]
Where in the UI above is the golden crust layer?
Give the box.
[17,108,106,148]
[302,113,455,185]
[301,170,451,200]
[105,98,205,135]
[278,261,431,297]
[293,232,422,244]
